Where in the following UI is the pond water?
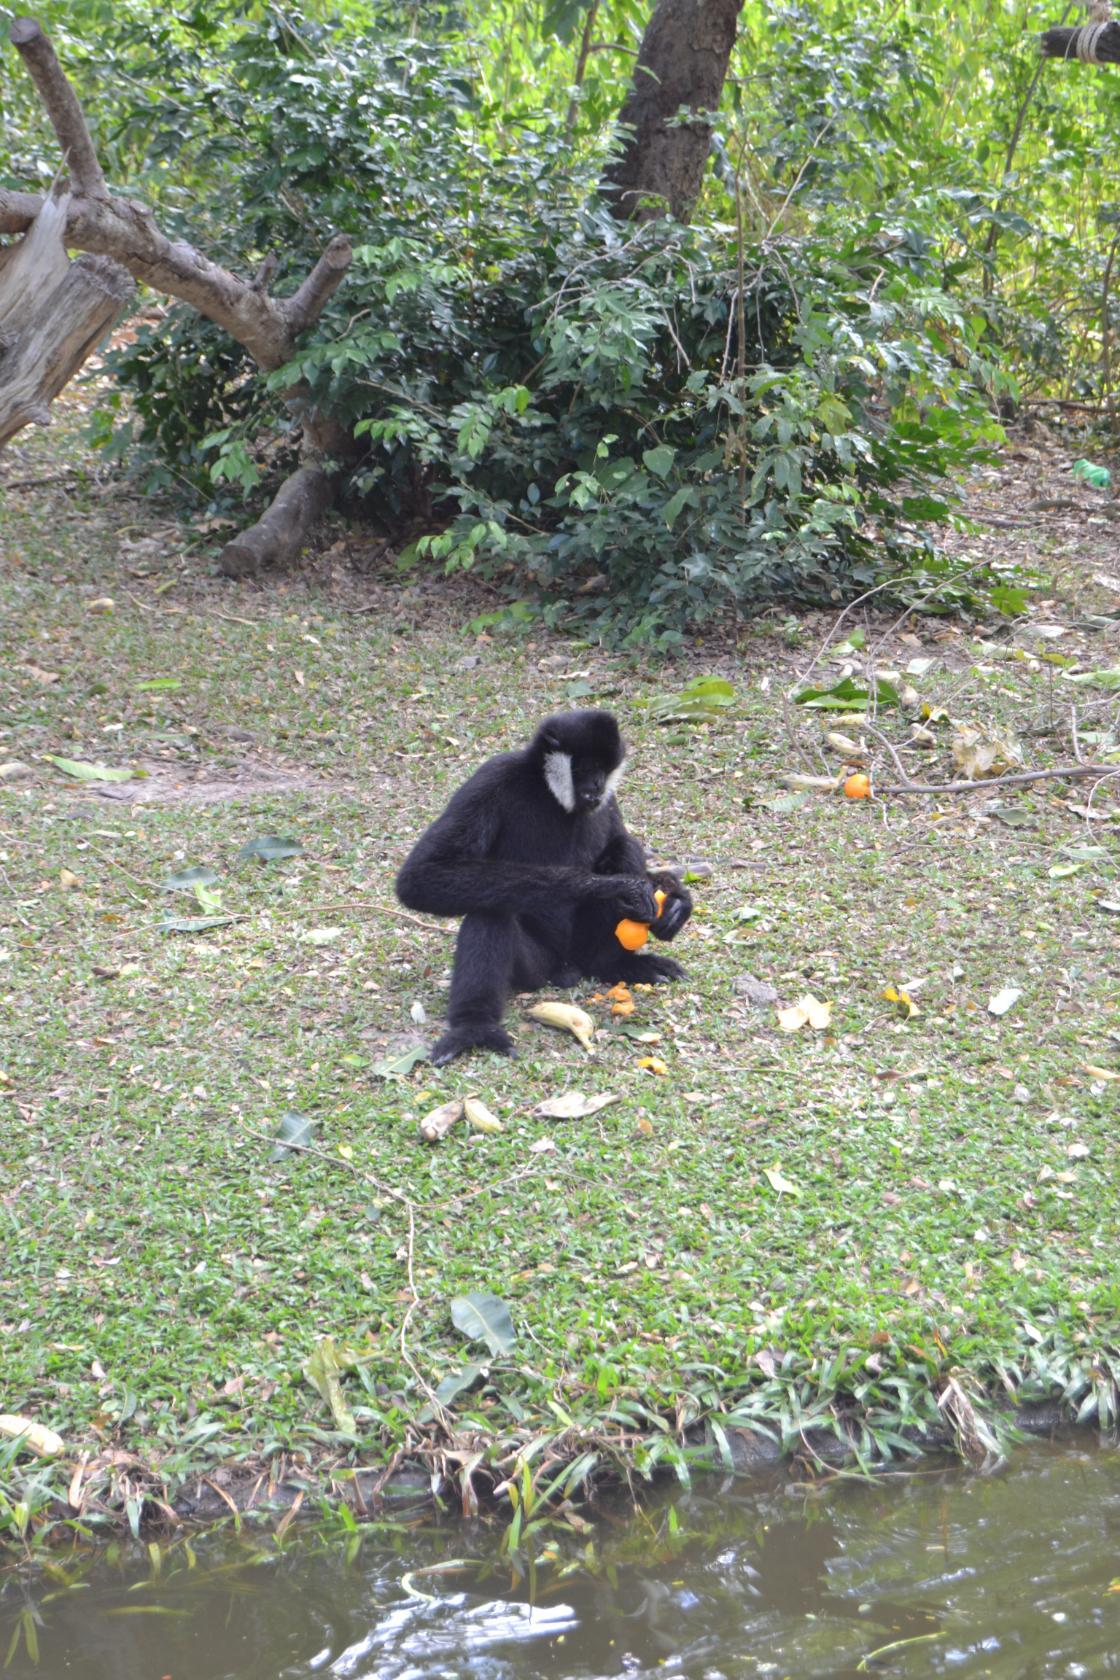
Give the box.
[3,1441,1119,1679]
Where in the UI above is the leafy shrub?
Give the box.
[94,8,1007,642]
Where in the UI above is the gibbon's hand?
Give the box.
[600,875,660,922]
[649,872,692,941]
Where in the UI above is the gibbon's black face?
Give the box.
[536,710,625,815]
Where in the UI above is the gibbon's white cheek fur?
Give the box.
[544,751,575,812]
[604,760,625,803]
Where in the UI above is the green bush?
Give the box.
[95,9,1007,642]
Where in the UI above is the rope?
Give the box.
[1075,20,1112,58]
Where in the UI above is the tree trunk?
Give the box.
[0,17,353,574]
[0,190,133,446]
[601,0,744,223]
[218,463,335,577]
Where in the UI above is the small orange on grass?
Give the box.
[843,772,871,799]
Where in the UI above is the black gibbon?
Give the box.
[396,709,692,1065]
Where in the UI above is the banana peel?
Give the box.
[526,1001,596,1052]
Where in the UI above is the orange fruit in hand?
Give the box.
[843,772,871,799]
[615,888,669,950]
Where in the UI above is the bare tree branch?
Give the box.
[282,234,354,338]
[10,17,108,199]
[0,185,343,370]
[876,764,1119,797]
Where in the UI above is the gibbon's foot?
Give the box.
[590,951,685,986]
[429,1023,517,1067]
[640,953,685,983]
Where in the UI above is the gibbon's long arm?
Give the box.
[593,823,649,879]
[396,787,658,921]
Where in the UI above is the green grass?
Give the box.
[2,418,1119,1548]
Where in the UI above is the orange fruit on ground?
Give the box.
[843,772,871,799]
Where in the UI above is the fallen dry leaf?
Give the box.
[777,994,832,1033]
[882,985,919,1019]
[533,1091,619,1120]
[779,772,843,791]
[987,986,1022,1017]
[764,1164,801,1196]
[951,724,1023,781]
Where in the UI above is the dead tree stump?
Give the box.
[0,191,132,446]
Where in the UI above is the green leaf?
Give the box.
[433,1362,487,1408]
[44,756,133,783]
[649,675,738,724]
[989,584,1029,617]
[194,882,223,911]
[761,791,811,812]
[1063,668,1120,691]
[794,676,900,710]
[161,866,219,891]
[239,834,303,861]
[134,678,183,692]
[642,445,675,479]
[371,1045,428,1078]
[302,1336,358,1435]
[159,914,237,934]
[990,806,1033,829]
[662,487,696,528]
[450,1291,516,1357]
[541,0,592,41]
[270,1110,317,1160]
[901,494,952,521]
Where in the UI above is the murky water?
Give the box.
[3,1442,1119,1678]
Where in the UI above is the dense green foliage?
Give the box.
[5,1,1120,635]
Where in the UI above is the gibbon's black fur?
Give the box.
[396,709,692,1065]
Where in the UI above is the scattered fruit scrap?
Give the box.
[526,1001,596,1052]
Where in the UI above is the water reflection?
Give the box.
[2,1440,1118,1678]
